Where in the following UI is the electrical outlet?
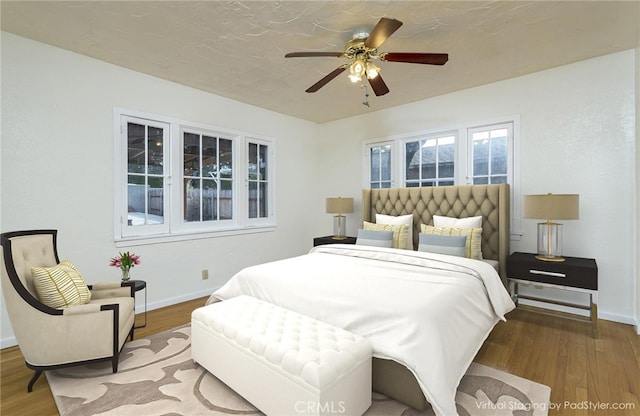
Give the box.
[202,269,209,280]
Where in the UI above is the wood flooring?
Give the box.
[1,297,639,416]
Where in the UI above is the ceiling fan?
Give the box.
[285,17,449,97]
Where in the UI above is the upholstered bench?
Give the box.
[191,295,372,416]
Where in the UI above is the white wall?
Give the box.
[2,32,637,347]
[0,33,323,346]
[317,50,637,325]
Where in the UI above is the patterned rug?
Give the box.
[47,325,550,416]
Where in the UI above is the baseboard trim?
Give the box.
[518,298,637,326]
[137,287,216,314]
[1,287,220,349]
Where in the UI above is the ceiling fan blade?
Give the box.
[367,73,390,96]
[285,52,345,58]
[380,52,449,65]
[305,66,347,93]
[364,17,403,50]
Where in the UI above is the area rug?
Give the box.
[47,325,551,416]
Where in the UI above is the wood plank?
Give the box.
[2,298,639,416]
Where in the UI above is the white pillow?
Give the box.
[433,215,482,229]
[375,214,413,250]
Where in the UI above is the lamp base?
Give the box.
[535,255,566,262]
[537,221,563,260]
[333,215,347,239]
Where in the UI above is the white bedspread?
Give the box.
[208,244,515,416]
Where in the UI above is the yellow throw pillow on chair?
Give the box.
[31,260,92,308]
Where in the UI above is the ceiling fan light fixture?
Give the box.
[348,73,362,83]
[366,62,380,79]
[350,58,366,77]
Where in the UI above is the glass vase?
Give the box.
[121,268,131,282]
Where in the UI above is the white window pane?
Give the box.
[202,179,216,221]
[127,123,146,174]
[473,131,489,141]
[219,139,233,179]
[405,141,420,180]
[220,179,233,220]
[491,137,507,175]
[184,178,201,222]
[473,139,489,176]
[183,132,200,177]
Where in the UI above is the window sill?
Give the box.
[115,225,276,247]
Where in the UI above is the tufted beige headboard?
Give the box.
[362,183,510,284]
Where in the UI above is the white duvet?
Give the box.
[208,244,515,416]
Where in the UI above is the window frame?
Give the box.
[114,108,276,246]
[178,126,239,233]
[467,122,513,185]
[245,136,276,227]
[362,116,521,238]
[364,140,395,189]
[401,131,458,188]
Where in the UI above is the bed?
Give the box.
[207,183,514,416]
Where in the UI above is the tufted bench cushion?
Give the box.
[191,295,372,416]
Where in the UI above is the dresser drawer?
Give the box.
[507,252,597,290]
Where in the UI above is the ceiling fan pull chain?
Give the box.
[362,83,370,107]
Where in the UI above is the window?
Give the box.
[122,117,170,236]
[247,139,271,220]
[404,133,456,187]
[183,129,233,223]
[115,109,275,243]
[469,124,511,185]
[367,142,393,189]
[363,118,520,236]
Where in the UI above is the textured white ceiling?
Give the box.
[2,1,638,123]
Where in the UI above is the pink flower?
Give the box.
[109,252,141,271]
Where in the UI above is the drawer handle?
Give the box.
[530,269,566,278]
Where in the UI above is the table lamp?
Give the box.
[325,197,354,240]
[523,193,579,262]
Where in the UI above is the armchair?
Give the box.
[0,230,136,392]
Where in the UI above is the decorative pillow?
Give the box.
[432,216,483,258]
[420,225,483,260]
[375,214,413,250]
[356,229,394,248]
[363,221,409,249]
[433,215,482,229]
[418,234,467,257]
[31,260,92,308]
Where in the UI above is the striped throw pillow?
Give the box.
[356,229,394,248]
[418,234,467,257]
[31,260,92,308]
[363,221,409,249]
[420,225,483,259]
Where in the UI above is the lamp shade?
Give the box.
[523,194,579,220]
[326,197,354,215]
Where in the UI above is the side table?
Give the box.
[507,252,598,338]
[130,279,147,329]
[313,235,357,247]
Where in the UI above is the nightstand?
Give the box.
[313,235,357,247]
[130,279,147,329]
[507,252,598,338]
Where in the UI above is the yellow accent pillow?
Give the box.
[363,221,409,249]
[31,260,92,308]
[420,225,483,259]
